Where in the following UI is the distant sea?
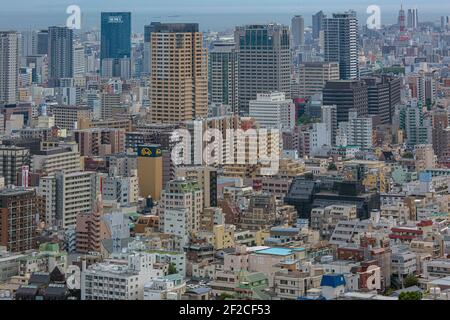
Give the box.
[0,11,443,33]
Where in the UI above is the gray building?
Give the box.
[312,11,325,40]
[235,24,291,116]
[322,80,368,123]
[209,41,238,113]
[291,15,305,48]
[0,145,30,186]
[323,11,359,80]
[48,26,73,87]
[0,31,19,105]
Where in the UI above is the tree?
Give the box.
[327,163,337,171]
[404,274,419,288]
[398,291,422,300]
[402,152,414,159]
[218,293,234,300]
[168,263,177,275]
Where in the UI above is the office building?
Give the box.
[137,145,163,201]
[312,11,326,40]
[175,166,218,208]
[36,30,48,55]
[159,178,203,244]
[0,188,37,252]
[209,42,238,113]
[249,92,295,129]
[235,24,291,115]
[149,23,207,123]
[336,110,373,149]
[39,171,97,229]
[298,62,340,98]
[323,80,368,123]
[0,145,30,186]
[399,100,432,147]
[323,11,359,80]
[101,169,139,207]
[0,31,19,105]
[321,105,338,145]
[291,15,305,48]
[407,8,419,30]
[48,105,90,130]
[48,26,73,87]
[100,12,131,78]
[74,128,125,157]
[81,253,159,300]
[31,145,82,176]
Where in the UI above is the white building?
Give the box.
[249,92,295,129]
[143,274,186,300]
[336,110,372,149]
[81,253,160,300]
[309,122,331,156]
[101,171,139,207]
[38,171,97,228]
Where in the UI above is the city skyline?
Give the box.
[0,1,446,31]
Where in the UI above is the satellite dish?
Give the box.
[66,265,81,290]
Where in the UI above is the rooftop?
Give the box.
[254,248,293,256]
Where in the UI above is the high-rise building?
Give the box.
[36,30,48,55]
[149,23,208,123]
[48,26,73,87]
[0,188,37,252]
[0,31,19,105]
[143,24,152,75]
[160,178,203,245]
[0,145,30,186]
[39,170,97,229]
[175,166,218,208]
[407,8,419,30]
[19,31,37,64]
[137,145,163,201]
[76,197,106,254]
[291,15,305,48]
[100,92,120,120]
[363,77,391,125]
[399,100,432,147]
[100,12,132,78]
[336,110,373,149]
[48,104,90,130]
[235,24,291,115]
[312,11,325,40]
[73,44,85,78]
[249,92,295,129]
[209,41,238,113]
[321,105,338,145]
[323,80,368,123]
[298,62,340,98]
[74,128,125,157]
[323,11,359,80]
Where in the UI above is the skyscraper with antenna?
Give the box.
[398,4,406,32]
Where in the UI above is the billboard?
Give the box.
[137,146,162,158]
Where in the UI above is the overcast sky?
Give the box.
[0,0,446,31]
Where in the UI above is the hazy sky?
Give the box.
[0,0,447,31]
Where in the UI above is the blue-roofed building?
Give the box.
[320,274,346,300]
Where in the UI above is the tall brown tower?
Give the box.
[149,23,208,123]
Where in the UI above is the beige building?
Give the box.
[149,23,207,123]
[175,166,217,208]
[298,62,340,98]
[48,105,90,130]
[136,145,163,201]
